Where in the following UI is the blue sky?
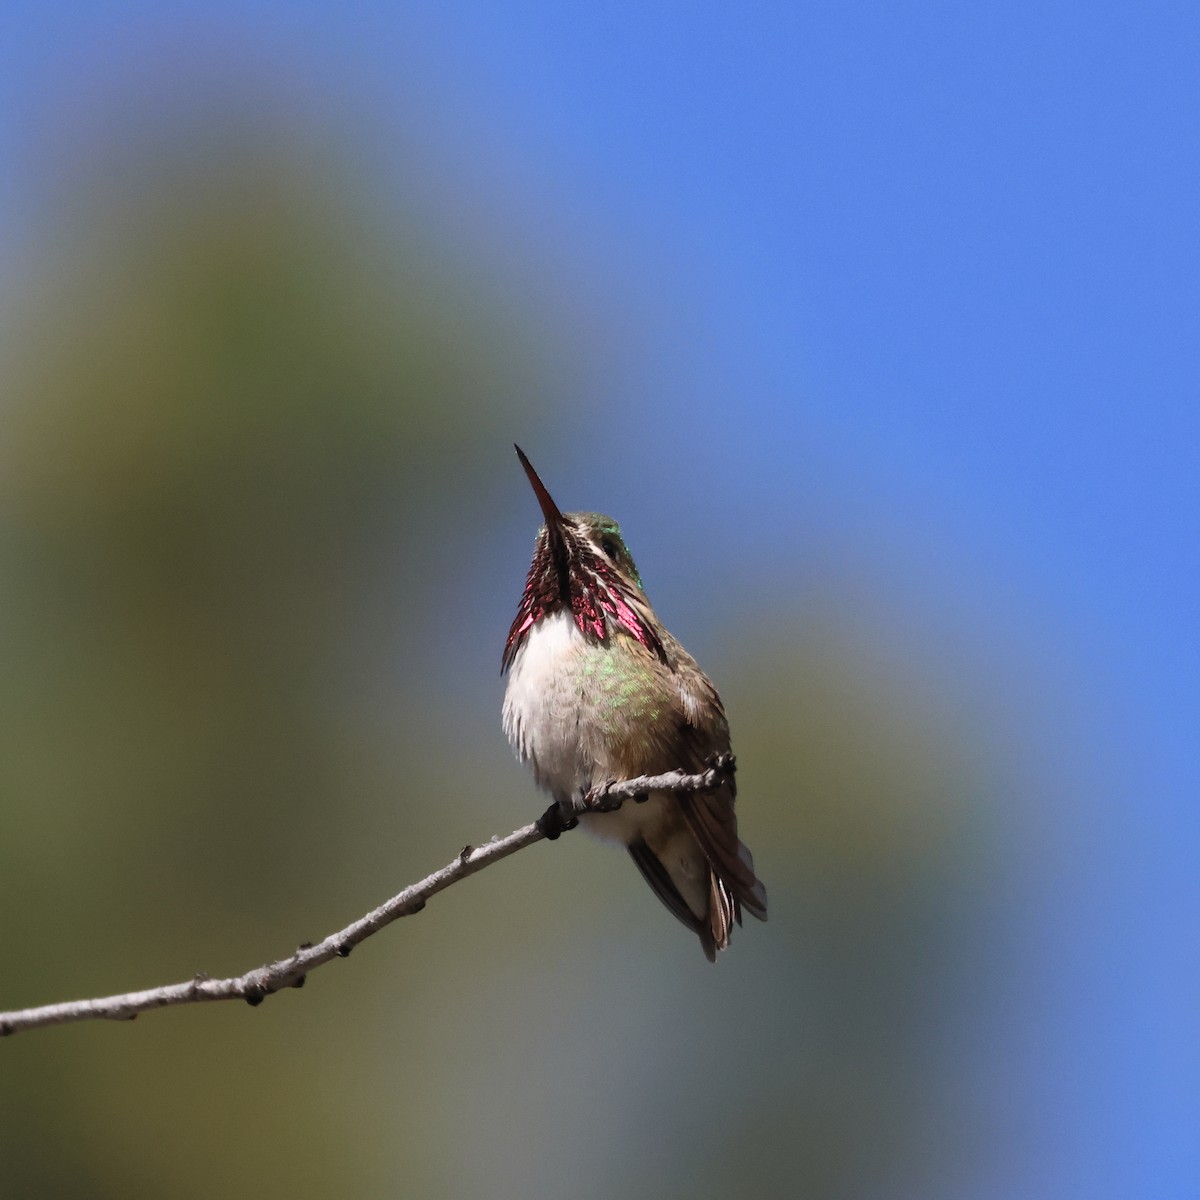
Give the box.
[2,3,1196,1194]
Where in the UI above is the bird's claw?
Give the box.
[536,798,579,840]
[706,752,736,776]
[580,779,623,814]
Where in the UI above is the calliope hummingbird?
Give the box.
[502,446,767,960]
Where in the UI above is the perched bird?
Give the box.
[502,445,767,960]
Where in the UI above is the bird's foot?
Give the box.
[705,752,736,779]
[536,797,579,841]
[578,779,624,814]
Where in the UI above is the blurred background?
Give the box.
[0,4,1195,1198]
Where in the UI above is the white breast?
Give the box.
[503,610,589,798]
[503,609,679,850]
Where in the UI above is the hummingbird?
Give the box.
[502,445,767,960]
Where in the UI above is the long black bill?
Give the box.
[514,444,570,596]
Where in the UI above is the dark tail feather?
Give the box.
[629,840,741,963]
[678,794,768,923]
[708,873,736,956]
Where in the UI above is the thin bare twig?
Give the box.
[0,760,733,1037]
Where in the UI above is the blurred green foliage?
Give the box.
[0,104,1006,1200]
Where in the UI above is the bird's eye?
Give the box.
[600,536,618,559]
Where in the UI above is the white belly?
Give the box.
[503,610,590,798]
[503,610,673,848]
